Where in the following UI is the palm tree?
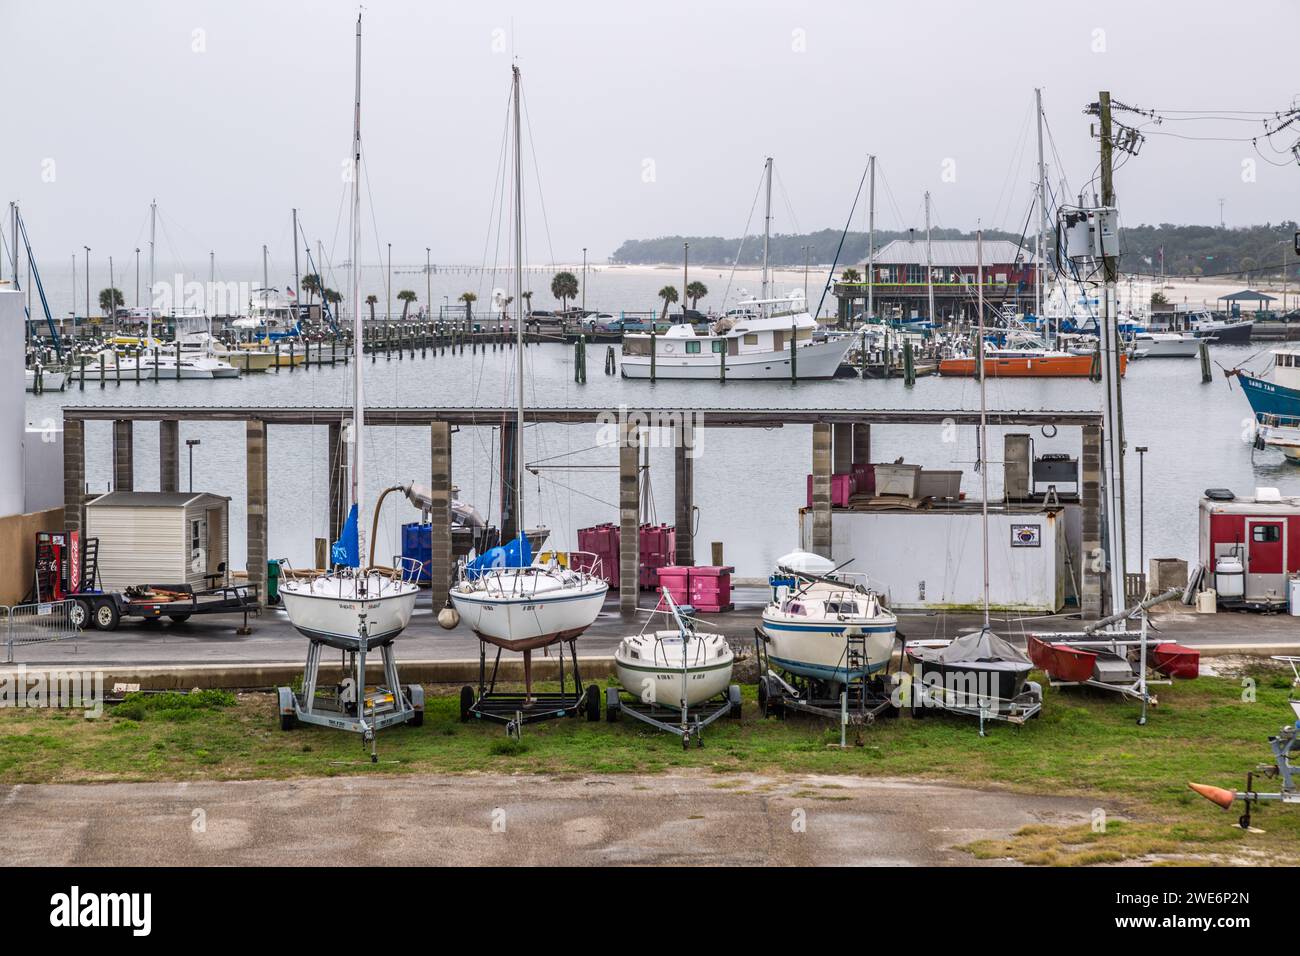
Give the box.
[459,291,477,326]
[551,271,579,312]
[98,287,124,318]
[397,289,417,320]
[365,294,378,321]
[658,285,679,321]
[301,273,321,304]
[522,290,533,315]
[840,267,862,284]
[685,281,708,309]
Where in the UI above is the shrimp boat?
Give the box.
[448,65,609,716]
[1236,348,1300,461]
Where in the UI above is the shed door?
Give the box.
[1246,519,1286,600]
[206,507,222,576]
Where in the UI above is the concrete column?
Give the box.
[811,423,832,557]
[62,418,85,532]
[159,419,179,492]
[832,422,853,474]
[852,423,871,464]
[499,421,518,544]
[619,422,640,613]
[246,419,268,605]
[112,420,134,492]
[1080,424,1103,619]
[429,421,453,606]
[674,419,694,567]
[327,421,343,546]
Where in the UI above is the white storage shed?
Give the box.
[85,491,230,592]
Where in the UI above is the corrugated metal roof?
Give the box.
[88,491,227,508]
[866,239,1038,268]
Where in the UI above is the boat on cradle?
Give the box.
[446,63,610,698]
[25,366,66,392]
[907,628,1038,717]
[278,12,420,648]
[1236,347,1300,460]
[614,627,734,708]
[1132,330,1204,359]
[620,294,853,381]
[760,549,897,683]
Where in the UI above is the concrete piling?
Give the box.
[619,421,640,614]
[159,419,179,492]
[246,420,268,605]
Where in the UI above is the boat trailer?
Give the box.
[276,612,424,762]
[1031,587,1184,723]
[1189,701,1300,830]
[605,595,741,750]
[753,627,897,737]
[460,638,600,739]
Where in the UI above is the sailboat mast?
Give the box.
[148,199,155,343]
[924,191,934,325]
[350,13,367,567]
[866,155,875,321]
[512,65,525,539]
[977,229,990,629]
[1035,88,1047,333]
[761,157,772,302]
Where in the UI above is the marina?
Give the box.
[3,0,1300,916]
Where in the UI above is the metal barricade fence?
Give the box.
[4,600,81,664]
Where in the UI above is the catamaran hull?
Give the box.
[620,337,852,380]
[614,654,733,707]
[761,618,897,682]
[450,586,608,651]
[278,586,417,649]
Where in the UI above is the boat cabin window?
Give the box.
[825,600,859,615]
[1252,525,1281,543]
[686,340,701,354]
[711,340,724,353]
[743,333,759,345]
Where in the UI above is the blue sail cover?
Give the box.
[331,503,360,567]
[465,533,532,580]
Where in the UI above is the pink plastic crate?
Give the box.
[851,462,875,496]
[806,474,853,508]
[687,565,734,612]
[656,565,690,604]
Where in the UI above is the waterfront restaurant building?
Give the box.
[833,238,1040,325]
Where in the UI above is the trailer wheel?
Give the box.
[758,676,778,719]
[92,601,120,632]
[68,600,91,630]
[459,685,475,722]
[168,614,191,624]
[728,684,743,719]
[279,710,296,731]
[605,686,620,722]
[584,683,601,722]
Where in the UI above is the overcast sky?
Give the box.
[3,0,1298,267]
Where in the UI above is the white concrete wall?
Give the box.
[800,508,1065,612]
[23,423,64,513]
[0,290,25,518]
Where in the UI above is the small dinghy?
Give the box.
[1027,635,1096,683]
[908,627,1037,717]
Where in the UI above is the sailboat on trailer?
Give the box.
[448,65,609,683]
[278,13,420,646]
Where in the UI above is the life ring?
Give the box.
[664,343,674,353]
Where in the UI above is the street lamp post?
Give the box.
[582,247,587,314]
[186,439,201,493]
[83,247,90,322]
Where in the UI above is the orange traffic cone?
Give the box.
[1188,782,1238,809]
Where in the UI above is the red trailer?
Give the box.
[1199,489,1300,607]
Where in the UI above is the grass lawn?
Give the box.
[1,664,1297,865]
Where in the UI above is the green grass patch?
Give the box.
[0,672,1297,863]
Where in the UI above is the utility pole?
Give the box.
[582,247,587,314]
[924,191,935,325]
[425,247,431,317]
[386,242,392,322]
[866,154,876,321]
[83,246,90,321]
[108,256,115,325]
[1097,90,1128,623]
[682,242,688,320]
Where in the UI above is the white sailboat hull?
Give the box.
[620,337,851,380]
[615,653,733,707]
[761,615,897,682]
[279,575,418,648]
[450,577,608,650]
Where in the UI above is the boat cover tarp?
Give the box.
[934,627,1031,665]
[465,533,533,579]
[331,503,360,568]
